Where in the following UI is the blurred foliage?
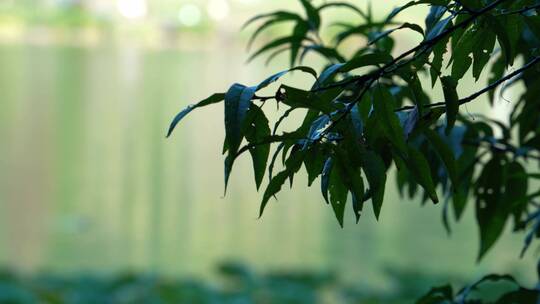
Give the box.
[1,262,538,303]
[0,262,470,304]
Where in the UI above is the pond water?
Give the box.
[0,42,536,293]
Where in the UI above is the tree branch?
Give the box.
[395,56,540,112]
[314,0,512,93]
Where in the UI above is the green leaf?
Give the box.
[350,104,364,138]
[278,85,334,113]
[167,93,225,137]
[341,52,394,73]
[372,84,408,156]
[257,66,318,90]
[360,150,387,220]
[425,5,446,34]
[224,84,257,188]
[441,76,459,135]
[225,84,255,154]
[504,161,528,230]
[300,0,320,30]
[486,15,523,67]
[387,0,448,23]
[290,21,310,67]
[335,147,365,222]
[524,15,540,42]
[304,146,327,187]
[313,63,345,89]
[300,45,346,63]
[401,71,428,115]
[475,156,508,261]
[429,32,449,86]
[472,29,496,81]
[242,10,302,30]
[450,24,481,80]
[260,171,289,217]
[244,106,271,190]
[487,55,505,105]
[368,23,424,46]
[329,159,349,227]
[405,146,439,204]
[321,157,333,205]
[246,13,304,50]
[260,148,306,217]
[248,36,304,63]
[424,128,459,188]
[318,2,368,20]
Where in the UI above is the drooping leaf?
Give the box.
[312,63,345,89]
[224,84,257,188]
[260,171,289,217]
[405,146,439,204]
[246,12,304,50]
[318,2,368,20]
[361,150,387,219]
[341,52,394,73]
[441,76,459,135]
[257,66,318,90]
[303,145,327,187]
[368,23,424,46]
[260,148,306,217]
[242,10,302,30]
[424,128,459,188]
[372,83,408,156]
[321,157,333,205]
[167,93,225,137]
[278,85,334,113]
[248,36,307,63]
[475,156,508,261]
[328,158,349,227]
[472,29,496,81]
[335,147,365,222]
[299,0,320,30]
[244,106,271,190]
[450,24,481,80]
[290,21,310,67]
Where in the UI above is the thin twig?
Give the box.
[498,3,540,16]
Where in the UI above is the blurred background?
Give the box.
[0,0,537,301]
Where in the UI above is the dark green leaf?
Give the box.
[405,146,439,204]
[167,93,225,137]
[368,23,424,46]
[341,52,394,73]
[329,159,349,227]
[224,84,257,188]
[361,150,387,219]
[475,157,508,261]
[424,128,459,188]
[300,0,320,30]
[372,84,408,156]
[246,13,304,50]
[321,157,333,205]
[244,106,271,190]
[441,76,459,135]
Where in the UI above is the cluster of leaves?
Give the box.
[418,274,539,303]
[168,0,540,263]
